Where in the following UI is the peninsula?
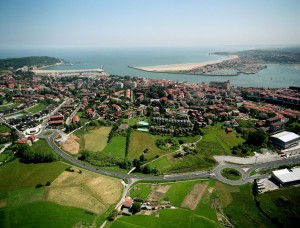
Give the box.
[130,48,300,76]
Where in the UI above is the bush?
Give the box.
[107,209,118,221]
[35,183,43,188]
[45,181,51,186]
[131,202,141,214]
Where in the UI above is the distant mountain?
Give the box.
[0,56,65,70]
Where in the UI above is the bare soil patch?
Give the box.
[0,199,7,208]
[60,134,80,154]
[181,182,208,210]
[44,169,122,213]
[147,185,171,202]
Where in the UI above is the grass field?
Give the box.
[3,201,96,228]
[128,131,169,160]
[150,154,216,173]
[83,126,112,152]
[102,136,126,158]
[0,102,21,111]
[220,183,273,228]
[0,124,11,133]
[32,138,57,156]
[221,168,242,180]
[0,159,68,193]
[129,184,152,201]
[26,103,46,114]
[0,158,123,228]
[197,122,244,156]
[45,168,122,214]
[257,186,300,227]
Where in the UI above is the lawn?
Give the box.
[257,186,300,227]
[26,103,46,114]
[4,201,96,228]
[128,131,169,160]
[0,159,68,193]
[102,136,126,158]
[83,126,112,152]
[126,116,150,126]
[0,102,21,111]
[0,124,11,133]
[196,122,244,156]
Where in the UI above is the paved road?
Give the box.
[45,131,300,185]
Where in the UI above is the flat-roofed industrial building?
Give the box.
[272,167,300,187]
[270,131,300,149]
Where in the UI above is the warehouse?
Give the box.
[272,168,300,187]
[270,131,300,149]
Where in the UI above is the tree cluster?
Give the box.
[15,143,58,163]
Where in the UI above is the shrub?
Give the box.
[35,183,43,188]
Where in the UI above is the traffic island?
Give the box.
[221,168,242,180]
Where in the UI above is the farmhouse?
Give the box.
[272,167,300,187]
[270,131,300,149]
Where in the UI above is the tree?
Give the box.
[139,154,145,162]
[107,209,118,221]
[131,202,141,214]
[142,165,151,174]
[247,129,266,146]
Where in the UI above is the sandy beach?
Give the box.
[132,55,239,72]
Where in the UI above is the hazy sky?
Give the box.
[0,0,299,49]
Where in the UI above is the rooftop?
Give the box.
[270,131,300,143]
[272,168,300,184]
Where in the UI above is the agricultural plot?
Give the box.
[130,184,152,201]
[181,182,208,210]
[115,180,223,228]
[45,168,122,214]
[122,180,276,228]
[0,160,122,228]
[83,126,112,152]
[102,136,126,158]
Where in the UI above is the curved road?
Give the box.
[44,131,300,185]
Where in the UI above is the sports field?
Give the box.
[26,103,46,114]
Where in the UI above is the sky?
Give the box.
[0,0,299,49]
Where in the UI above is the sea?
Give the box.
[1,46,300,88]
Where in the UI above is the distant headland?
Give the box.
[130,48,300,76]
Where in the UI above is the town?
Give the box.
[1,61,300,227]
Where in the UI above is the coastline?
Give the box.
[130,55,239,72]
